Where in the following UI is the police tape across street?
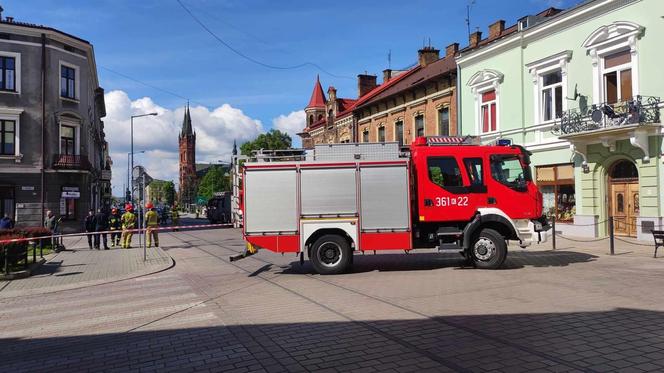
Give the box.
[0,221,233,245]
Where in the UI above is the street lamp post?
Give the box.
[130,113,157,204]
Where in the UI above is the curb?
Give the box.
[0,258,48,281]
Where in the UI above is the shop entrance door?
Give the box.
[609,160,639,237]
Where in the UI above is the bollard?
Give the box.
[40,239,43,258]
[551,216,556,250]
[608,216,615,255]
[32,240,36,265]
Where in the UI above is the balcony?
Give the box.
[52,154,92,170]
[552,95,661,136]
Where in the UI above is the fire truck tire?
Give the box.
[470,228,507,269]
[310,234,352,275]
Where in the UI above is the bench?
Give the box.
[653,230,664,258]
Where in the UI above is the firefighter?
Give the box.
[171,204,179,231]
[120,203,137,249]
[109,207,121,247]
[145,202,159,248]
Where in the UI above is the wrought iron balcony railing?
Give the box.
[52,154,92,170]
[552,95,661,136]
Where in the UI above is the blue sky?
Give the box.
[5,0,579,190]
[8,0,577,119]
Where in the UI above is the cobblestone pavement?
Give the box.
[0,235,172,298]
[1,227,663,372]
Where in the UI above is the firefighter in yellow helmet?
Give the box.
[121,203,137,248]
[171,204,180,231]
[145,202,159,248]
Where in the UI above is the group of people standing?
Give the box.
[83,202,173,250]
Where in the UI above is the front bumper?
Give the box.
[515,216,551,247]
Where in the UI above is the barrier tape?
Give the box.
[0,222,233,245]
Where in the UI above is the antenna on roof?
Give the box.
[428,37,431,47]
[388,49,392,69]
[465,0,476,38]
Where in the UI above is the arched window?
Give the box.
[318,114,323,121]
[308,115,313,126]
[610,160,638,180]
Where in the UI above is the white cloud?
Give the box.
[104,90,263,193]
[272,110,305,147]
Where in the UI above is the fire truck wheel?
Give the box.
[471,228,507,269]
[310,235,352,275]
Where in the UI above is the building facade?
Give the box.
[457,0,663,239]
[299,45,460,148]
[0,16,110,231]
[355,45,458,145]
[178,105,197,207]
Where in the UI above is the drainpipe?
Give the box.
[40,33,46,223]
[456,64,462,135]
[519,32,525,144]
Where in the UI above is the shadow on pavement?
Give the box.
[282,250,597,274]
[0,308,661,372]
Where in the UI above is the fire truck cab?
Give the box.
[238,137,549,274]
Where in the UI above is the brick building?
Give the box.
[298,44,460,148]
[178,105,196,207]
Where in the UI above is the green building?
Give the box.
[457,0,662,240]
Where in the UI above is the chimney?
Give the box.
[469,30,482,48]
[327,86,337,101]
[6,16,13,23]
[357,74,377,98]
[0,6,4,21]
[383,69,392,83]
[445,43,459,58]
[418,46,440,67]
[489,20,505,39]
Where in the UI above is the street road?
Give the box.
[1,226,664,372]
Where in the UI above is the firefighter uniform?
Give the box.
[171,208,179,230]
[109,209,121,247]
[121,208,137,248]
[145,205,159,247]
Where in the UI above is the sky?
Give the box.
[5,0,578,195]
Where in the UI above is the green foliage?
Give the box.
[148,180,176,206]
[197,165,230,200]
[240,129,292,156]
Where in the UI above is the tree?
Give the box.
[240,129,292,156]
[197,166,230,200]
[163,181,175,206]
[147,180,176,206]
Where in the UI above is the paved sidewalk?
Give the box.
[0,235,173,298]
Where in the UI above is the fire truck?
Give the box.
[234,137,550,274]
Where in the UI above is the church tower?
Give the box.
[178,104,197,206]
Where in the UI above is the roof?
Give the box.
[306,75,327,109]
[458,7,562,54]
[181,105,193,137]
[0,19,90,44]
[355,57,456,109]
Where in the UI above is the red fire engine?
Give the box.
[234,137,550,274]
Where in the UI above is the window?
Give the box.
[490,154,531,191]
[61,65,76,99]
[0,186,14,221]
[0,56,16,92]
[603,49,632,104]
[61,125,76,155]
[541,70,563,121]
[427,157,463,188]
[415,114,424,137]
[63,197,76,220]
[395,121,404,146]
[464,158,483,186]
[481,90,497,133]
[438,107,449,136]
[0,120,15,155]
[537,164,575,222]
[377,126,385,142]
[362,130,369,143]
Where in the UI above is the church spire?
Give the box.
[306,75,326,109]
[181,102,193,136]
[232,139,238,156]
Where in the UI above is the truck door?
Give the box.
[420,156,478,222]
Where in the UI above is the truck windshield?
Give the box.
[490,154,531,191]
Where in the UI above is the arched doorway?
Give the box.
[609,160,639,237]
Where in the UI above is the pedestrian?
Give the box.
[84,209,96,250]
[44,210,56,231]
[171,205,179,231]
[120,203,136,249]
[94,208,109,250]
[108,207,121,247]
[0,213,13,230]
[144,202,159,248]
